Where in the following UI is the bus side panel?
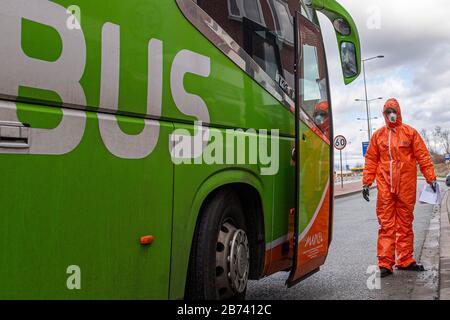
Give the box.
[0,101,173,299]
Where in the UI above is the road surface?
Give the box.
[247,181,440,300]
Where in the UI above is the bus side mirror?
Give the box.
[306,0,361,84]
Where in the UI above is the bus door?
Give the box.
[287,12,332,287]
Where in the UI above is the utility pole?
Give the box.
[358,55,384,141]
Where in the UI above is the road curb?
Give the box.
[411,203,440,300]
[439,190,450,300]
[335,177,445,200]
[334,185,376,199]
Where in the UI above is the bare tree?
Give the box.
[441,130,450,154]
[420,128,434,154]
[433,126,443,153]
[432,126,450,154]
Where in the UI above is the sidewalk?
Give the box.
[335,177,446,199]
[334,180,376,198]
[334,177,450,299]
[440,189,450,300]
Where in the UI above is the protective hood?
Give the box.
[314,101,330,129]
[383,98,403,128]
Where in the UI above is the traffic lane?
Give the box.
[247,181,438,300]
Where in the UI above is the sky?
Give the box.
[317,0,450,168]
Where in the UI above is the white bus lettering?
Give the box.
[98,22,161,159]
[0,0,86,155]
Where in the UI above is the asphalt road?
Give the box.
[247,181,440,300]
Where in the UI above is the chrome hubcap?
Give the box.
[229,229,249,293]
[215,221,250,299]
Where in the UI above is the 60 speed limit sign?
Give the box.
[334,135,347,150]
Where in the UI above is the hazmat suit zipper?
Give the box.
[388,129,393,193]
[396,156,399,193]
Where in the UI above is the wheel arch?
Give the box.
[194,182,266,280]
[172,169,267,299]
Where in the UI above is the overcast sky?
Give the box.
[318,0,450,168]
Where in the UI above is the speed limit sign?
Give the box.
[334,135,347,189]
[334,135,347,150]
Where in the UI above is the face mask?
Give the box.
[315,114,325,125]
[387,112,397,123]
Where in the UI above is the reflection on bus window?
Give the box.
[196,0,296,100]
[228,0,266,26]
[299,0,320,25]
[341,42,357,77]
[248,27,281,80]
[313,101,330,138]
[270,0,294,45]
[302,45,321,101]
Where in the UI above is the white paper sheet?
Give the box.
[419,183,441,205]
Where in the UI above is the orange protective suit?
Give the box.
[313,101,330,139]
[363,98,436,271]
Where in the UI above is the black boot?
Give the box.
[380,267,393,278]
[397,262,425,271]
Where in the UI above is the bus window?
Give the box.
[270,0,294,43]
[299,15,330,139]
[242,0,295,99]
[227,0,266,26]
[299,0,320,26]
[197,0,244,49]
[197,0,296,100]
[243,18,283,86]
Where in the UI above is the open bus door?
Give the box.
[287,0,361,287]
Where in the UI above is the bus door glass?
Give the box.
[288,12,332,286]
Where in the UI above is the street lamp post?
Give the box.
[355,97,382,137]
[357,117,378,136]
[358,55,384,141]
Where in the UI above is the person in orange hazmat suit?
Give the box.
[362,98,437,278]
[313,101,330,138]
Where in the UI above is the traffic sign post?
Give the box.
[362,142,369,157]
[334,135,347,189]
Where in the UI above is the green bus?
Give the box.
[0,0,360,299]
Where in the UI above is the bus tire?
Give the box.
[185,188,250,300]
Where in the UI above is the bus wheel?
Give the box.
[185,188,249,300]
